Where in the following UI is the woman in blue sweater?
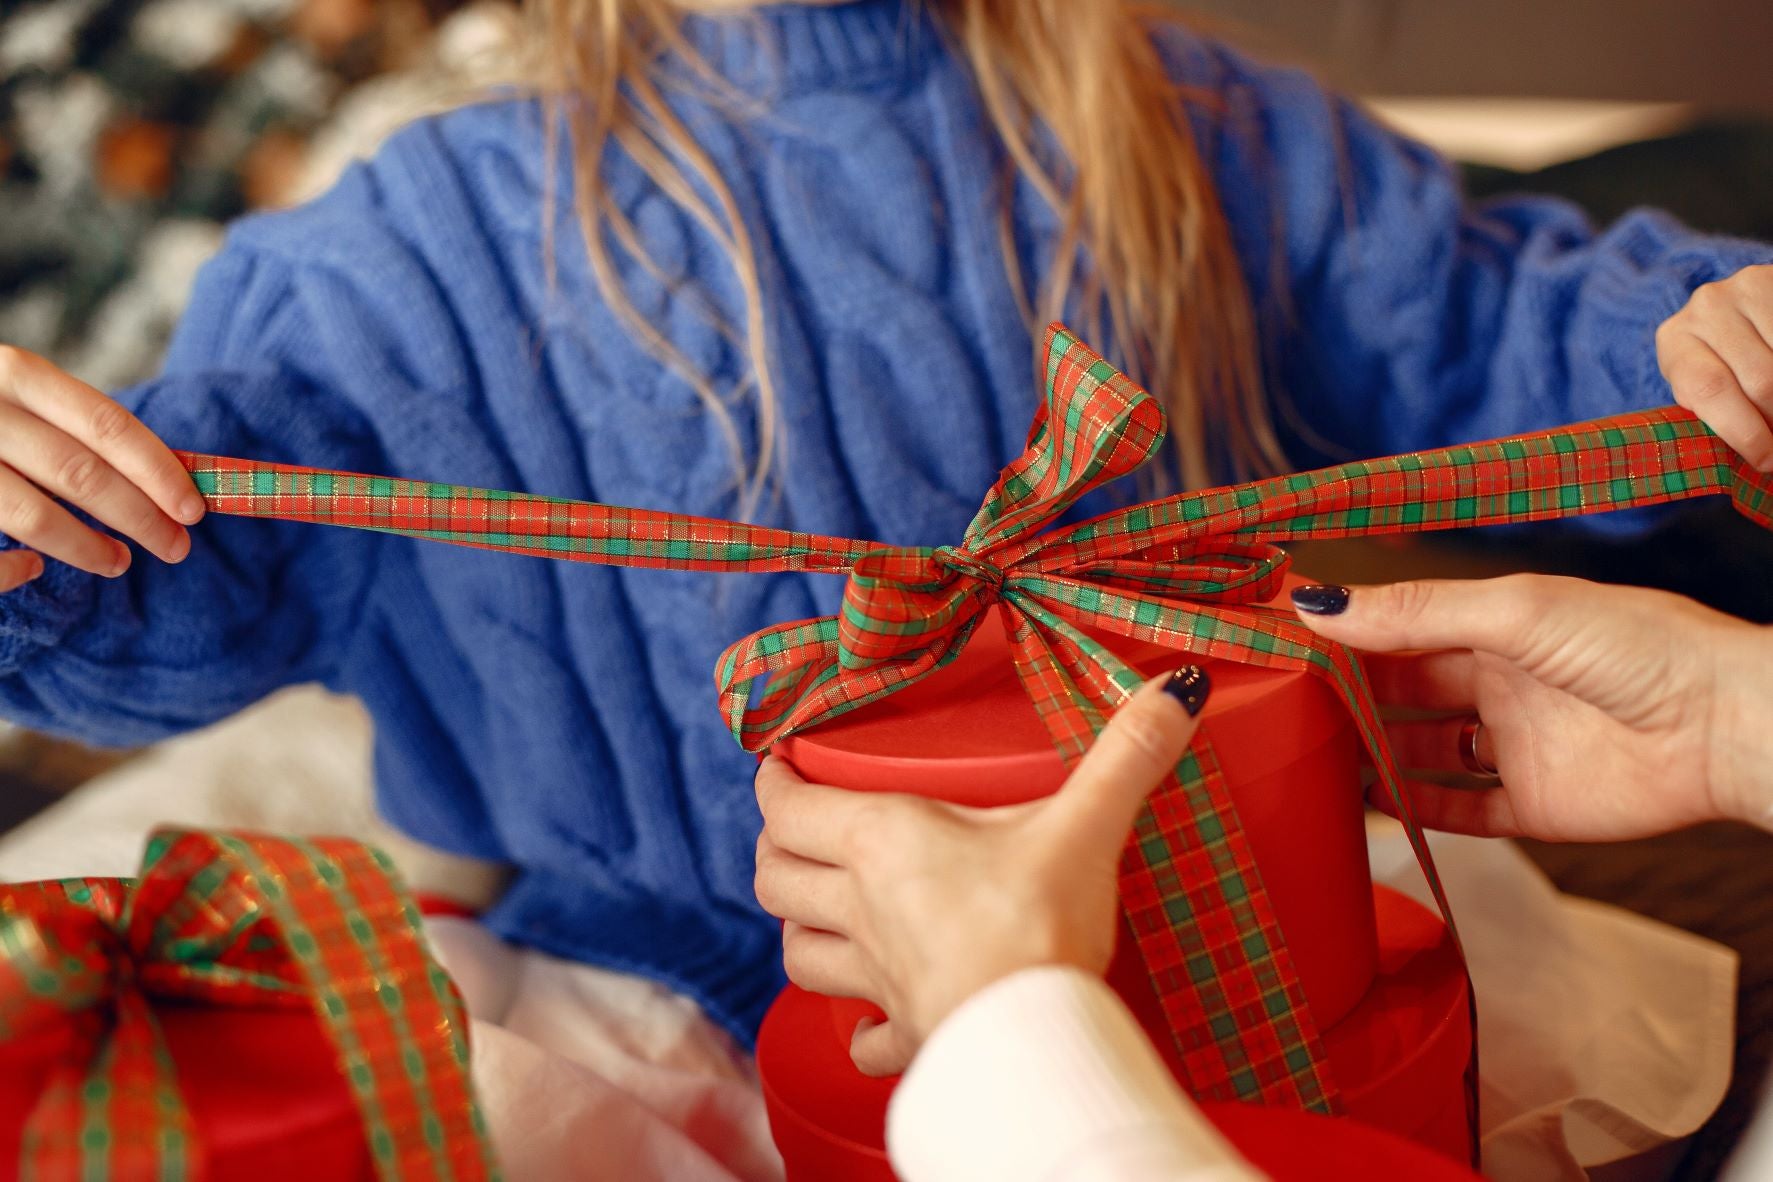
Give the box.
[0,0,1770,1054]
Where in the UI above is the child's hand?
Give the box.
[753,667,1210,1078]
[0,346,203,592]
[1658,264,1773,470]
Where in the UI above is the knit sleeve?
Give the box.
[0,213,392,747]
[1171,36,1773,471]
[887,966,1262,1182]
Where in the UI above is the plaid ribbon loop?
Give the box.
[832,544,996,672]
[0,886,136,1036]
[175,325,1773,1121]
[0,829,499,1182]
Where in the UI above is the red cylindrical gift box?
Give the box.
[764,593,1474,1176]
[0,897,475,1179]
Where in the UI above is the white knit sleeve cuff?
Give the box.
[885,965,1263,1182]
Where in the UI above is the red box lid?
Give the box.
[777,603,1352,804]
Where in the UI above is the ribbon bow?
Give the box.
[713,340,1295,753]
[176,325,1773,1115]
[0,829,499,1181]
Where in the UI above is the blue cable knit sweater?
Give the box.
[2,1,1769,1042]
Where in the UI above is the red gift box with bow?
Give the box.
[759,603,1475,1179]
[0,829,498,1181]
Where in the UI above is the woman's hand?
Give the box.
[0,345,203,592]
[753,666,1210,1078]
[1659,263,1773,469]
[1292,576,1773,840]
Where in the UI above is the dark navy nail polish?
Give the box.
[1291,584,1351,616]
[1163,666,1211,717]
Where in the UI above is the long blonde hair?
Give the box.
[524,0,1283,511]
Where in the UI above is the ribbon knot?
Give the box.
[934,544,1004,592]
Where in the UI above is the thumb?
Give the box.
[1048,666,1210,853]
[1289,575,1587,664]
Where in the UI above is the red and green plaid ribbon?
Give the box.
[0,829,500,1181]
[174,325,1773,1115]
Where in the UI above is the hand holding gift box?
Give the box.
[757,583,1476,1172]
[752,665,1218,1076]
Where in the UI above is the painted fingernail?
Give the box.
[1163,665,1211,716]
[177,496,205,524]
[1291,584,1351,616]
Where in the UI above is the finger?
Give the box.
[1660,333,1773,470]
[0,463,130,577]
[0,348,206,525]
[754,833,853,933]
[1693,307,1773,423]
[850,1017,915,1078]
[0,403,189,564]
[1736,265,1773,353]
[1292,575,1584,666]
[1382,715,1499,775]
[755,754,859,865]
[1048,666,1208,850]
[1363,650,1476,712]
[0,549,45,593]
[1367,777,1521,838]
[781,922,874,999]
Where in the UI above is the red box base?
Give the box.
[758,885,1472,1181]
[1203,1101,1481,1182]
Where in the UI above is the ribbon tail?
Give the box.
[1021,577,1478,1134]
[1046,405,1773,563]
[177,453,872,574]
[998,591,1339,1113]
[0,880,196,1180]
[996,597,1130,760]
[1224,407,1773,544]
[1319,636,1485,1168]
[1018,576,1466,946]
[23,990,196,1182]
[137,830,501,1182]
